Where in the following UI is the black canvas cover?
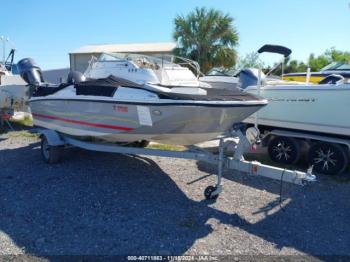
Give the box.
[158,86,261,102]
[75,75,143,96]
[74,75,261,102]
[32,83,70,97]
[257,44,292,57]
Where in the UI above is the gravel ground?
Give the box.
[0,134,349,259]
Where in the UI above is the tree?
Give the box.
[236,52,264,70]
[308,48,350,71]
[308,54,328,71]
[173,7,239,74]
[269,57,307,76]
[264,48,350,75]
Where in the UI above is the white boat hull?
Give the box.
[0,74,29,113]
[245,84,350,137]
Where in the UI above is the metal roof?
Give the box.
[70,42,176,54]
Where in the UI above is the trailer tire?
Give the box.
[204,186,219,200]
[268,136,301,165]
[41,137,61,164]
[308,142,348,175]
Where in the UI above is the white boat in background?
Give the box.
[243,45,350,138]
[198,44,350,175]
[0,48,30,123]
[243,45,350,175]
[244,81,350,137]
[84,53,202,87]
[198,44,350,138]
[283,61,350,83]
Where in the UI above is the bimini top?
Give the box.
[258,44,292,58]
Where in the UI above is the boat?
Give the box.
[0,48,30,121]
[193,45,350,174]
[18,53,267,145]
[243,45,350,138]
[197,44,350,138]
[283,61,350,83]
[240,45,350,175]
[199,45,293,90]
[244,79,350,137]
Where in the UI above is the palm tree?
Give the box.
[173,7,239,74]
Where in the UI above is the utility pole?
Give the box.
[1,36,4,63]
[1,36,10,64]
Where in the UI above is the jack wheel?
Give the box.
[41,137,62,164]
[204,186,219,200]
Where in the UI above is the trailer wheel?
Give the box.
[41,137,62,164]
[204,186,219,200]
[308,142,348,175]
[268,136,301,165]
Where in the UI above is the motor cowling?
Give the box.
[17,58,45,86]
[239,68,265,89]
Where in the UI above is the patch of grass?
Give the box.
[7,130,39,139]
[146,143,186,151]
[0,115,33,134]
[10,115,33,127]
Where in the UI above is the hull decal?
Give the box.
[32,113,134,131]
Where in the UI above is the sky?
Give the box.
[1,0,349,69]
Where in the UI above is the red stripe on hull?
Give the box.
[32,113,134,131]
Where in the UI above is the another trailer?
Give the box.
[36,127,316,200]
[257,128,350,175]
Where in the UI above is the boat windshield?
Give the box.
[98,53,125,62]
[97,52,202,76]
[207,67,238,77]
[321,62,350,71]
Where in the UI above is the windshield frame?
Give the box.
[321,62,350,71]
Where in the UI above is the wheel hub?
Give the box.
[273,141,292,161]
[314,148,337,170]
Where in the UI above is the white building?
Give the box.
[69,42,176,73]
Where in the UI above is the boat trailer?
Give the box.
[37,127,316,200]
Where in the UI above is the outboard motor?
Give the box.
[17,58,75,97]
[17,58,45,85]
[239,68,266,89]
